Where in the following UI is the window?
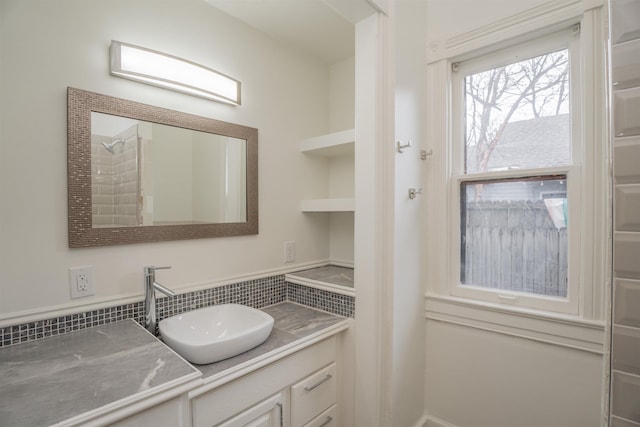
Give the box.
[425,3,608,344]
[449,28,582,313]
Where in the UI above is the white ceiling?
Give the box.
[204,0,358,64]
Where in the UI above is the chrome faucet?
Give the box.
[144,265,176,334]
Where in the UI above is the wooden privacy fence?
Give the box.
[462,200,568,297]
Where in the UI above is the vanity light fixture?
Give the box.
[109,40,241,105]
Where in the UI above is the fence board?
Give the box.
[500,229,512,290]
[491,227,501,288]
[546,230,559,296]
[462,200,567,297]
[533,229,547,294]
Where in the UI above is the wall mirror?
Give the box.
[67,87,258,247]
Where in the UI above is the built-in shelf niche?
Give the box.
[300,128,355,213]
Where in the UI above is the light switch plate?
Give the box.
[284,241,296,263]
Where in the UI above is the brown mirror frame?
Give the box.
[67,87,258,247]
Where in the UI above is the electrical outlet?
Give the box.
[69,266,95,299]
[284,241,296,263]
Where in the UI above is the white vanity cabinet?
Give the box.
[189,336,339,427]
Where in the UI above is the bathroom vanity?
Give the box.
[0,302,349,427]
[190,302,347,427]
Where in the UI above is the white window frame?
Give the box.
[450,28,582,314]
[424,1,609,335]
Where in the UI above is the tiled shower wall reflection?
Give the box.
[0,275,354,348]
[91,126,139,227]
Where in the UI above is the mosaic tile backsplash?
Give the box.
[0,274,354,348]
[288,283,355,318]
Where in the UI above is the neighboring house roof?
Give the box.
[466,113,570,173]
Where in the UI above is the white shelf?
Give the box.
[300,198,355,212]
[300,129,355,157]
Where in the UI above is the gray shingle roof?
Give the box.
[466,114,571,173]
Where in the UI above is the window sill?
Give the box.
[424,293,606,354]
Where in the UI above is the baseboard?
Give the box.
[424,414,458,427]
[412,414,429,427]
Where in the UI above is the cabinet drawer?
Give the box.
[302,405,337,427]
[218,393,283,427]
[291,363,336,426]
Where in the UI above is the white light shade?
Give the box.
[110,41,241,105]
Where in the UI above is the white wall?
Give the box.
[191,133,227,223]
[425,321,603,427]
[0,0,333,322]
[330,57,356,133]
[425,0,551,42]
[423,1,607,426]
[353,12,396,426]
[392,1,428,426]
[152,124,194,222]
[329,57,356,265]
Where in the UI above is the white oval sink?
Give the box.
[159,304,274,364]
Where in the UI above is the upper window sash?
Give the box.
[451,27,582,178]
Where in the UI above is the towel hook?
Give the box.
[420,149,433,160]
[397,140,412,153]
[408,188,423,199]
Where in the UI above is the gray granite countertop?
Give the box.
[287,265,354,289]
[0,302,348,426]
[192,302,348,379]
[0,319,199,427]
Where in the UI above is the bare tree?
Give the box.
[465,49,569,175]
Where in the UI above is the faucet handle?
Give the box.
[144,265,172,276]
[145,265,171,271]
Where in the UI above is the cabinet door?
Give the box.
[218,393,283,427]
[109,397,187,427]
